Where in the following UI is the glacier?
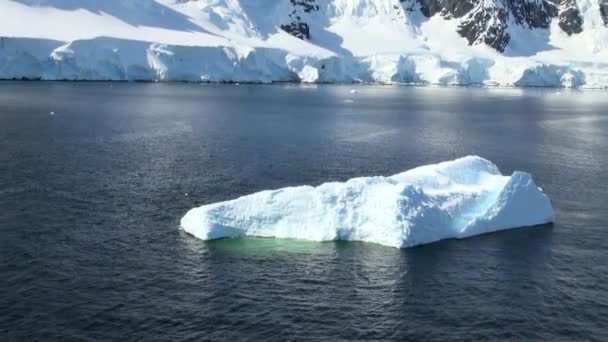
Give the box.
[1,0,608,88]
[181,156,555,248]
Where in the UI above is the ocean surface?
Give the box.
[1,82,607,341]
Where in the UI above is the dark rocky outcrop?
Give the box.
[558,0,584,35]
[280,0,320,40]
[412,0,560,27]
[280,21,311,40]
[406,0,581,52]
[510,0,559,28]
[600,0,608,26]
[415,0,477,18]
[458,5,511,52]
[283,0,596,52]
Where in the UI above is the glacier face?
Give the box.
[181,157,555,248]
[1,0,607,87]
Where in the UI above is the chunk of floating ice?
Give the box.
[349,89,358,94]
[181,156,555,248]
[50,111,55,115]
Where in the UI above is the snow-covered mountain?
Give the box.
[1,0,607,87]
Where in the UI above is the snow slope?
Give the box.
[181,156,555,248]
[1,0,607,87]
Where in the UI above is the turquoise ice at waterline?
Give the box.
[181,156,555,248]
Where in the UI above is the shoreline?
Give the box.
[1,78,607,91]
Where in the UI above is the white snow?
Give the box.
[181,156,555,248]
[0,0,606,88]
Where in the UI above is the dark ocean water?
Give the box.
[1,82,607,341]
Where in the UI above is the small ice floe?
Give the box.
[50,111,55,115]
[349,89,358,94]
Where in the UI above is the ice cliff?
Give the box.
[1,0,607,87]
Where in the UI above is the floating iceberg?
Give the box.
[181,156,554,248]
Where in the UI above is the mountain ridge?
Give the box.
[0,0,607,88]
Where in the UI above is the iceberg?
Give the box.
[181,156,555,248]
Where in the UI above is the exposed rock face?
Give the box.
[415,0,477,18]
[413,0,560,27]
[510,0,558,28]
[601,0,608,26]
[279,0,597,52]
[453,0,559,52]
[280,0,320,40]
[558,0,584,35]
[280,21,311,39]
[412,0,577,52]
[457,4,511,52]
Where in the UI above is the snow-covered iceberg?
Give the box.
[181,156,555,248]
